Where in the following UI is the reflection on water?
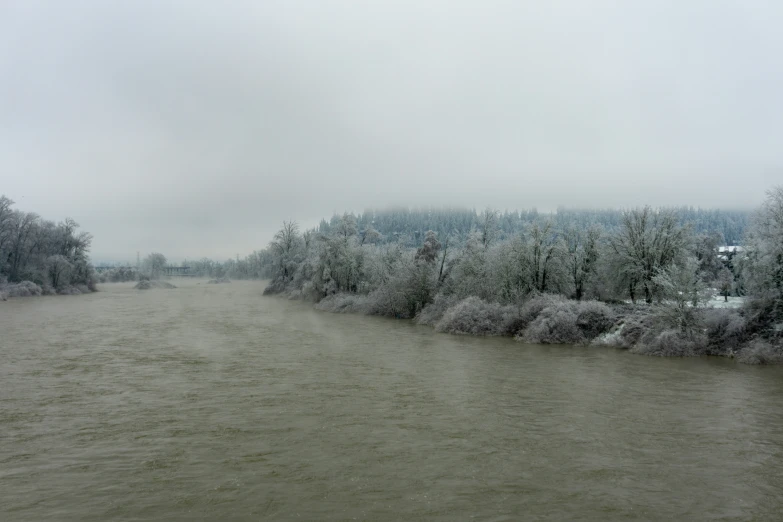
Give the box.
[1,280,782,520]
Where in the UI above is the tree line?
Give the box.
[255,187,782,364]
[0,195,96,296]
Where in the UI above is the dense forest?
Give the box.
[317,206,749,248]
[255,188,782,364]
[0,195,96,298]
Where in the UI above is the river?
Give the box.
[1,279,782,520]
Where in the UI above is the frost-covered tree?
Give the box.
[46,254,73,289]
[445,231,492,300]
[717,265,734,302]
[742,186,783,302]
[415,230,441,264]
[0,195,96,291]
[142,253,167,280]
[694,232,724,283]
[5,211,39,282]
[608,207,690,304]
[360,225,382,246]
[479,209,500,249]
[563,225,600,300]
[336,213,358,238]
[522,221,564,294]
[0,196,14,265]
[270,221,302,280]
[652,257,709,338]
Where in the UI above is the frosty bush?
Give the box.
[737,340,783,365]
[416,294,460,326]
[516,297,615,344]
[57,286,83,295]
[363,286,411,318]
[263,278,288,295]
[519,300,583,344]
[134,280,176,290]
[621,312,659,348]
[435,296,514,336]
[631,329,705,357]
[703,308,747,356]
[517,294,567,330]
[575,301,616,340]
[315,293,370,314]
[3,281,43,297]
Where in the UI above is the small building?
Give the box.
[718,246,744,262]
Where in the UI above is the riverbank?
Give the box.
[267,285,783,365]
[0,280,96,301]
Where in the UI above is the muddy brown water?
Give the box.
[1,279,782,520]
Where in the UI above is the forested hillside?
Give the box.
[315,207,749,248]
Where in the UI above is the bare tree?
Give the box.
[46,254,73,289]
[7,211,39,282]
[717,265,734,302]
[479,208,500,249]
[608,207,690,304]
[742,186,783,302]
[271,221,301,280]
[415,230,441,264]
[143,253,167,280]
[360,225,382,246]
[524,221,562,293]
[303,229,313,251]
[336,213,358,238]
[652,257,708,336]
[563,226,600,300]
[0,196,14,259]
[272,221,300,256]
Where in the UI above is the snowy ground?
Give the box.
[620,295,746,309]
[705,295,745,309]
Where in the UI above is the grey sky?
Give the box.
[1,1,781,261]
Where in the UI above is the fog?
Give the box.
[2,1,782,261]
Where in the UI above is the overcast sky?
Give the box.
[2,1,782,261]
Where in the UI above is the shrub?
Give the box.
[416,294,459,326]
[575,301,616,340]
[703,308,747,356]
[299,281,322,302]
[617,311,656,348]
[743,296,783,339]
[3,281,43,297]
[631,329,706,357]
[519,300,583,344]
[517,294,565,328]
[736,340,783,365]
[134,280,176,290]
[315,293,370,314]
[516,297,615,345]
[435,296,513,336]
[262,278,288,295]
[363,286,414,318]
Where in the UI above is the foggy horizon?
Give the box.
[3,1,782,261]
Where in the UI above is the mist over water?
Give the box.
[2,280,783,520]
